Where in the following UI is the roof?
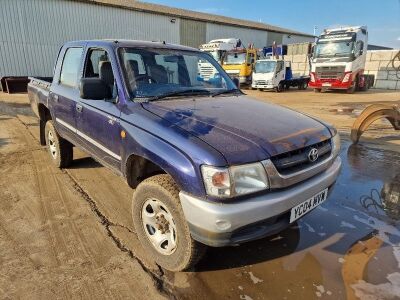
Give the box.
[65,39,200,51]
[80,0,314,37]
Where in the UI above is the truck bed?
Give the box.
[28,77,52,118]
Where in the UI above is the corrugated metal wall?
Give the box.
[282,34,314,45]
[266,32,283,46]
[206,23,268,49]
[0,0,181,76]
[180,19,206,48]
[0,0,311,77]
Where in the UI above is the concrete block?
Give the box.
[378,60,394,71]
[293,54,306,63]
[298,62,307,71]
[370,50,395,61]
[290,62,299,70]
[364,60,381,71]
[374,79,398,90]
[366,51,372,61]
[381,59,400,71]
[388,71,400,81]
[376,70,388,80]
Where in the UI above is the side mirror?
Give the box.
[80,78,111,100]
[232,77,240,88]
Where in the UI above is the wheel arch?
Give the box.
[38,104,52,146]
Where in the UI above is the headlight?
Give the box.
[331,132,341,158]
[201,162,269,198]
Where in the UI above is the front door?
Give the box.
[75,48,122,171]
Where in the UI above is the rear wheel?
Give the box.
[299,81,308,90]
[314,88,321,93]
[132,174,206,271]
[45,120,73,168]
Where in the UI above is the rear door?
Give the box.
[75,47,122,171]
[50,46,84,142]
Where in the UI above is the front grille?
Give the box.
[271,139,332,175]
[255,80,268,85]
[315,66,345,80]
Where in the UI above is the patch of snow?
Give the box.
[315,285,325,293]
[248,271,263,284]
[240,295,253,300]
[238,286,243,290]
[351,272,400,300]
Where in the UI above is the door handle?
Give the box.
[76,104,83,113]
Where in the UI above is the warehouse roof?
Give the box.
[81,0,314,37]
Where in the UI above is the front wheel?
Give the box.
[276,83,284,93]
[45,120,73,168]
[314,88,321,93]
[132,174,206,271]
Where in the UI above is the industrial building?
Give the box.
[0,0,314,77]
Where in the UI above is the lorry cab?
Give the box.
[252,59,285,89]
[252,59,309,92]
[222,47,258,85]
[309,26,372,93]
[198,38,240,82]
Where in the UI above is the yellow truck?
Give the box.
[222,46,258,85]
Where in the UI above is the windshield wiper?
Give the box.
[212,88,242,97]
[147,89,211,102]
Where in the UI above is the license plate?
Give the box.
[322,83,331,87]
[289,189,328,223]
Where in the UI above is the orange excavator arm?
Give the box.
[351,104,400,144]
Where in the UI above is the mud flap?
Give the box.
[351,104,400,144]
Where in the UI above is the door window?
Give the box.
[59,47,83,88]
[83,48,116,99]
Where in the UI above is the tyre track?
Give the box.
[13,109,176,298]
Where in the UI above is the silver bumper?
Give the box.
[179,156,341,246]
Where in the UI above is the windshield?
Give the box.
[207,50,220,62]
[314,41,354,58]
[224,52,246,65]
[255,61,276,73]
[119,48,236,100]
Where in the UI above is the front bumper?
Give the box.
[180,156,341,247]
[252,84,274,89]
[309,80,352,90]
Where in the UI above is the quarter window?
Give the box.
[59,47,83,88]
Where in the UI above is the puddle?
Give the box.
[167,140,400,299]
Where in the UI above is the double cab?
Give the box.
[28,40,341,271]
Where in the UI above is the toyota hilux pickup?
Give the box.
[28,40,341,272]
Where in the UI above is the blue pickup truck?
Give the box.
[28,40,341,271]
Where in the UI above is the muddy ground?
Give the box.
[0,89,399,299]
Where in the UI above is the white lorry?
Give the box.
[309,26,375,93]
[198,38,240,81]
[252,59,309,92]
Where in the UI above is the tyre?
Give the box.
[301,81,308,90]
[276,83,284,93]
[314,88,321,93]
[45,120,73,168]
[347,76,358,94]
[132,174,207,272]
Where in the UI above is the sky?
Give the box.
[144,0,400,48]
